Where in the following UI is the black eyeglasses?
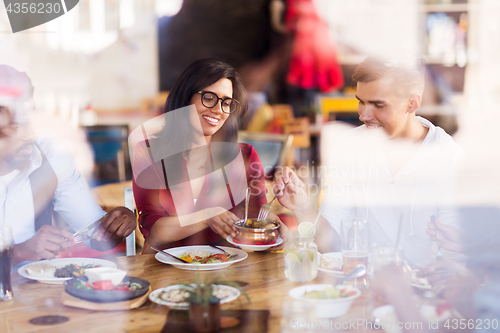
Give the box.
[197,91,239,114]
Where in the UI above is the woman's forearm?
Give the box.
[148,207,227,246]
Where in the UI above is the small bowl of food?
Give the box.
[65,276,149,303]
[288,284,361,318]
[233,218,280,245]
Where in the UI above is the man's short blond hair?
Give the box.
[352,57,426,100]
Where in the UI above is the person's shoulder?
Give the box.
[34,129,71,159]
[34,129,81,181]
[419,117,464,167]
[238,142,252,153]
[237,142,262,165]
[34,129,59,149]
[424,119,464,156]
[238,142,257,158]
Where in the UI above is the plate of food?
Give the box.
[154,246,247,270]
[149,284,240,309]
[18,258,117,285]
[226,235,283,251]
[65,276,150,303]
[411,269,432,290]
[318,252,344,278]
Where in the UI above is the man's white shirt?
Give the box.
[0,130,105,244]
[322,117,465,266]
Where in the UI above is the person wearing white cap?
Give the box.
[0,65,136,265]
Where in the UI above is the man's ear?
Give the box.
[407,94,421,114]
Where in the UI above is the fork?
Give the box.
[72,234,85,245]
[431,215,444,261]
[257,188,282,221]
[72,231,92,245]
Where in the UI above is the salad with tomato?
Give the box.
[179,250,229,264]
[71,279,143,291]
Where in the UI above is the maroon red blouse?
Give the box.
[132,142,267,252]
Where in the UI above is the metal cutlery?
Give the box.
[209,245,238,259]
[73,232,91,245]
[151,246,190,263]
[72,219,102,244]
[431,215,444,261]
[257,189,281,222]
[244,187,251,226]
[73,220,101,238]
[337,264,367,285]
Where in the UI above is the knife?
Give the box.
[151,246,189,263]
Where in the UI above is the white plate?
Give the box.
[411,269,432,290]
[154,246,247,270]
[149,284,240,309]
[226,236,283,251]
[18,258,117,285]
[318,252,344,278]
[372,304,450,333]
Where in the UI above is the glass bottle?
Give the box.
[284,231,318,282]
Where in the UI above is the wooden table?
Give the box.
[0,253,376,333]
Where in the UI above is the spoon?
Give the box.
[244,187,251,226]
[337,264,367,284]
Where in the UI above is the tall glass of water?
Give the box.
[341,219,369,288]
[0,226,13,301]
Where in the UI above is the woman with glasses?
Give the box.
[133,58,287,252]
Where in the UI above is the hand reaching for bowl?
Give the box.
[265,213,289,251]
[206,210,239,240]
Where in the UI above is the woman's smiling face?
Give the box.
[190,78,232,141]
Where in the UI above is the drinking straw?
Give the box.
[395,214,403,249]
[308,196,328,237]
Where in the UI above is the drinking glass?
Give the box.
[0,226,13,301]
[371,245,411,282]
[371,246,404,270]
[341,219,369,288]
[284,231,318,282]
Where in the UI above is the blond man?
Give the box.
[274,57,464,266]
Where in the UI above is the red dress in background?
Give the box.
[285,0,344,92]
[133,142,267,253]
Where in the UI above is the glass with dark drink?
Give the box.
[0,226,13,301]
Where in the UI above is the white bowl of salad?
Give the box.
[288,284,361,318]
